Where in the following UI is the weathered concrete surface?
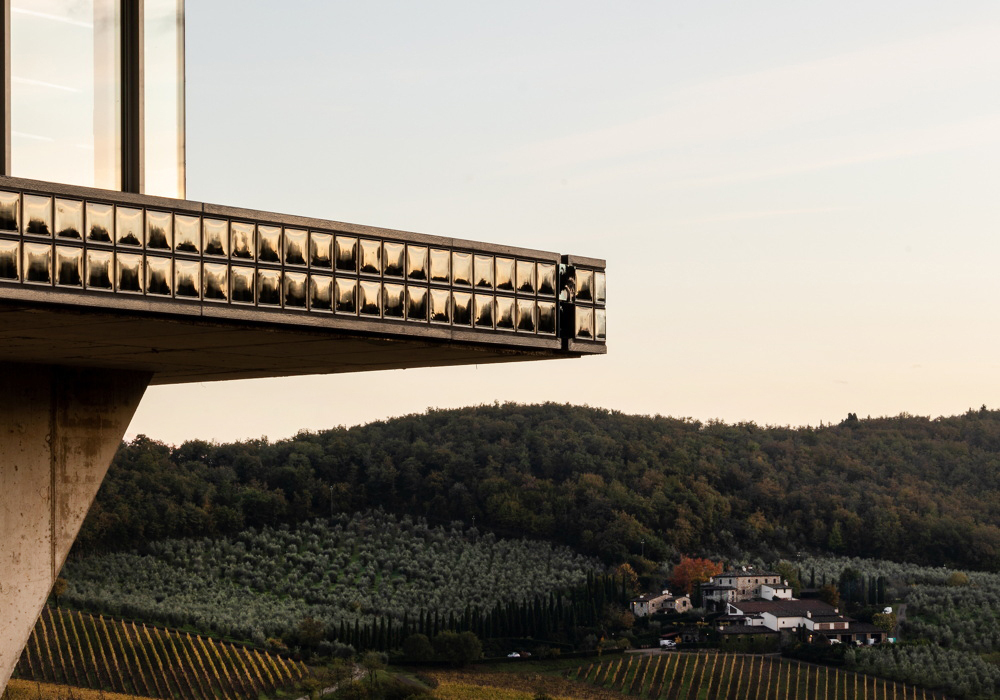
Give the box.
[0,364,150,693]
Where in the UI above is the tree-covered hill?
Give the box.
[79,403,1000,571]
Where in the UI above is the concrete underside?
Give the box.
[0,364,150,692]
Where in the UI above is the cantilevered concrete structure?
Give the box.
[0,2,605,692]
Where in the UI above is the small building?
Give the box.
[630,590,692,617]
[718,625,781,652]
[701,569,790,609]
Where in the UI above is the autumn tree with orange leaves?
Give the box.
[669,556,723,596]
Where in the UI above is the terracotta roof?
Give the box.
[730,600,836,617]
[719,625,779,635]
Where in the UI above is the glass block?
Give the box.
[258,225,282,263]
[515,260,535,294]
[595,271,606,303]
[335,236,359,272]
[258,269,282,305]
[474,294,494,329]
[359,239,381,274]
[359,280,382,316]
[335,278,357,314]
[595,308,607,340]
[116,207,143,246]
[0,191,19,232]
[284,228,307,266]
[452,251,472,286]
[231,222,255,260]
[231,266,255,304]
[310,275,333,311]
[146,257,173,296]
[174,214,201,253]
[117,253,144,293]
[173,259,200,298]
[429,288,450,323]
[474,254,494,289]
[428,248,449,283]
[24,195,52,236]
[452,291,472,326]
[24,243,52,284]
[203,219,229,257]
[146,210,173,250]
[204,263,229,301]
[0,240,19,280]
[383,283,405,318]
[516,299,536,332]
[384,241,404,277]
[86,250,113,290]
[55,199,83,239]
[55,246,83,286]
[284,271,307,307]
[537,263,557,296]
[537,301,557,335]
[495,296,515,329]
[406,245,428,281]
[575,305,595,339]
[406,286,427,321]
[576,269,594,302]
[310,232,333,268]
[495,257,515,291]
[86,202,113,243]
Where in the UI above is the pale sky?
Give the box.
[129,0,1000,444]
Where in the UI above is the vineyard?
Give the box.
[8,607,307,700]
[565,652,949,699]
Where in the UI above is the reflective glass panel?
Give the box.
[284,272,307,307]
[516,260,535,294]
[359,239,381,274]
[24,195,52,236]
[406,245,428,281]
[309,275,332,311]
[0,241,20,280]
[310,232,333,268]
[231,266,255,304]
[335,278,357,314]
[24,243,53,284]
[359,280,382,316]
[474,295,494,329]
[452,251,472,286]
[11,0,121,189]
[384,242,405,277]
[575,306,594,338]
[203,263,228,301]
[595,271,606,303]
[145,256,172,296]
[55,246,83,286]
[85,249,112,289]
[335,236,359,272]
[85,202,113,243]
[116,252,143,293]
[284,228,307,266]
[495,257,515,291]
[452,291,472,326]
[115,206,142,246]
[55,199,83,239]
[0,192,20,232]
[383,283,405,318]
[537,263,557,296]
[173,259,199,298]
[231,222,255,260]
[174,214,200,253]
[429,288,450,324]
[537,301,557,335]
[429,248,450,283]
[203,219,228,257]
[516,299,536,332]
[258,270,281,305]
[595,308,607,340]
[495,296,515,329]
[406,286,427,321]
[474,254,494,289]
[576,269,594,302]
[145,210,172,249]
[144,0,185,198]
[258,225,281,263]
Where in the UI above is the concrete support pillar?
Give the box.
[0,364,150,693]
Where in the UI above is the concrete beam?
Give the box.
[0,364,150,692]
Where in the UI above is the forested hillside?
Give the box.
[78,403,1000,570]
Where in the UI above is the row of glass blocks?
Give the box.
[0,192,596,299]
